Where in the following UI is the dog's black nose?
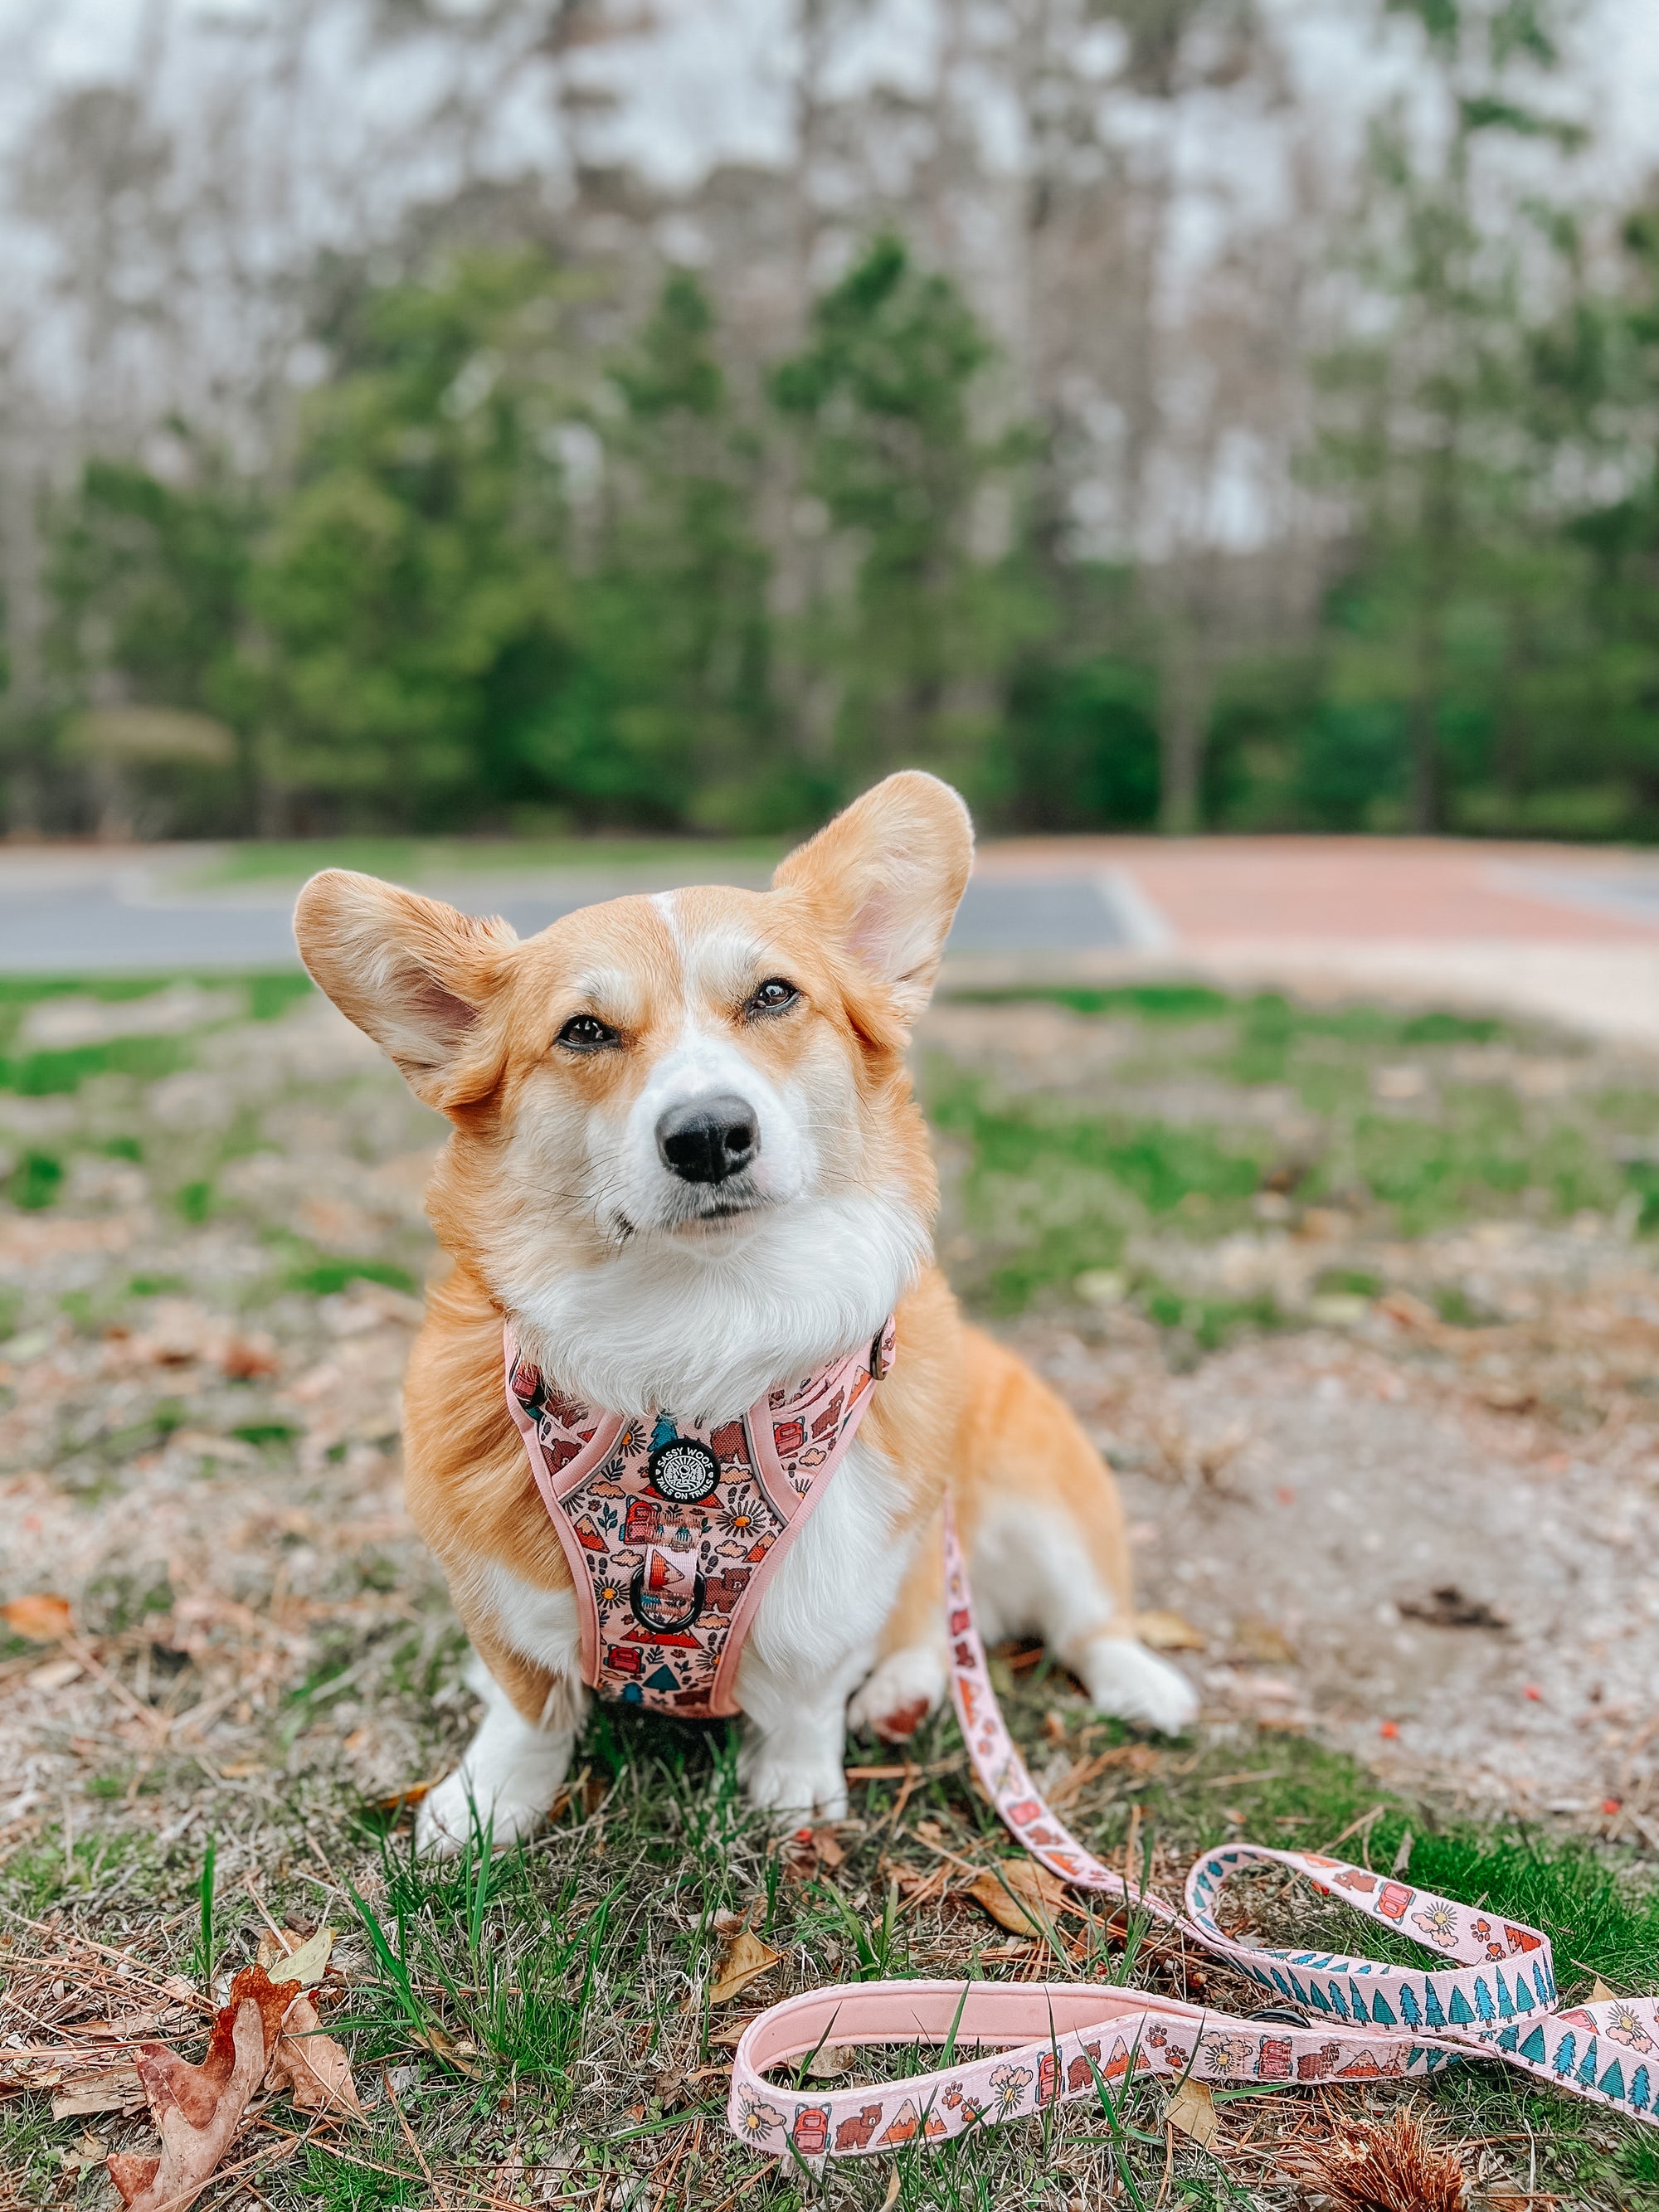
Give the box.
[655,1096,760,1184]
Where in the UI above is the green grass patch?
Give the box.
[285,1255,421,1298]
[231,1420,301,1447]
[1138,1279,1285,1349]
[923,984,1642,1315]
[182,835,785,889]
[175,1177,215,1223]
[955,981,1235,1022]
[0,1033,191,1095]
[247,970,316,1021]
[7,1148,63,1209]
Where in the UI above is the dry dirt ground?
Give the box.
[3,975,1659,2208]
[927,989,1659,1835]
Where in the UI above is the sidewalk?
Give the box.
[965,838,1659,1048]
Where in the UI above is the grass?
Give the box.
[4,971,1659,2206]
[7,1669,1656,2209]
[926,983,1657,1325]
[182,836,786,888]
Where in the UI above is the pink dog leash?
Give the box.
[727,1508,1659,2163]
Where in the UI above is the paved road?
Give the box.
[6,839,1659,1045]
[0,857,1146,973]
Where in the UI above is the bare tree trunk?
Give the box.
[0,401,46,835]
[1156,602,1209,835]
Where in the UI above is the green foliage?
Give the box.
[562,273,799,832]
[46,441,260,832]
[25,139,1659,840]
[254,251,578,829]
[773,235,1048,795]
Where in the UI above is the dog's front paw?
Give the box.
[740,1744,849,1823]
[1079,1637,1199,1736]
[414,1763,561,1858]
[847,1646,946,1743]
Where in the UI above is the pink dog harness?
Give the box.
[504,1319,896,1718]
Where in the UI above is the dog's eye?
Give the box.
[557,1013,619,1053]
[746,979,800,1018]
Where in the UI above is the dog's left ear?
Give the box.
[773,771,973,1028]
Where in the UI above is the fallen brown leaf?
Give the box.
[413,2022,479,2074]
[267,1991,363,2117]
[1233,1617,1297,1665]
[1135,1609,1206,1653]
[2,1592,73,1641]
[106,1963,294,2212]
[966,1860,1070,1938]
[1165,2076,1218,2149]
[710,1928,784,2004]
[1379,1289,1441,1334]
[803,2042,859,2080]
[51,2067,145,2120]
[374,1778,437,1816]
[1397,1585,1509,1631]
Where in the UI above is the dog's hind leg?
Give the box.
[960,1328,1198,1737]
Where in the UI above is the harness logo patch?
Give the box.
[647,1422,722,1505]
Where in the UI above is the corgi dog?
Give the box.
[294,773,1196,1853]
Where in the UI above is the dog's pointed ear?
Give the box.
[773,772,973,1028]
[293,870,517,1111]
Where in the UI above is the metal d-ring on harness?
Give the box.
[727,1507,1659,2166]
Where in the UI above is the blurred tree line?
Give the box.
[3,0,1659,841]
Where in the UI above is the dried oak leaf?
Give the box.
[1134,1609,1206,1653]
[267,1991,363,2117]
[105,1964,294,2212]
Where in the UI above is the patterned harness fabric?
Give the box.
[727,1505,1659,2164]
[504,1318,897,1719]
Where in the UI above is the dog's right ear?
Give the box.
[293,870,518,1111]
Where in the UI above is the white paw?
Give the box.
[1078,1638,1199,1736]
[740,1743,849,1822]
[847,1646,947,1743]
[414,1767,552,1857]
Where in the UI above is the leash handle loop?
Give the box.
[727,1507,1659,2162]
